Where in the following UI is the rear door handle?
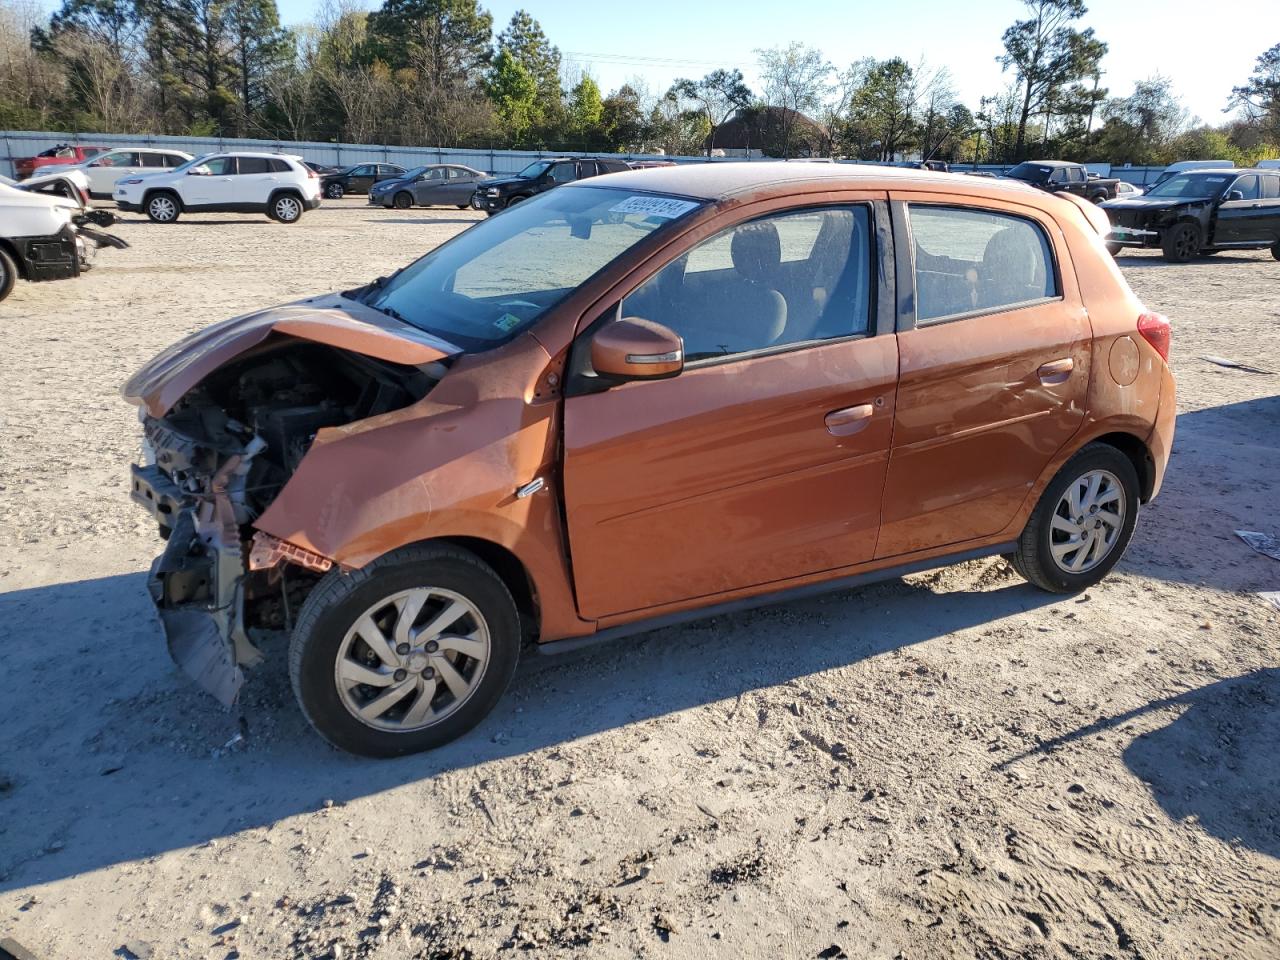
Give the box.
[1037,358,1074,384]
[825,403,874,436]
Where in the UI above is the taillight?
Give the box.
[1137,311,1171,361]
[305,166,318,178]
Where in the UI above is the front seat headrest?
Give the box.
[731,221,782,283]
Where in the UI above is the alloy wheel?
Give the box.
[275,196,301,222]
[1171,225,1197,259]
[334,587,491,732]
[149,196,176,221]
[1049,469,1126,574]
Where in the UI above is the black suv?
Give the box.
[1101,168,1280,262]
[470,157,631,215]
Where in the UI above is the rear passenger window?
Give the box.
[236,157,271,175]
[1264,175,1280,200]
[142,153,168,167]
[622,206,874,363]
[908,205,1058,324]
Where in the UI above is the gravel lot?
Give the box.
[1,198,1278,960]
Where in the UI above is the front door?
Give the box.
[183,155,237,206]
[563,200,898,619]
[1215,173,1280,245]
[876,196,1091,558]
[347,164,376,192]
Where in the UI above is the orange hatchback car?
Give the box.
[125,164,1175,756]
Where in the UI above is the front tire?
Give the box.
[270,193,304,223]
[145,192,180,223]
[1011,443,1139,593]
[393,191,413,209]
[289,544,521,757]
[0,246,16,301]
[1161,221,1200,262]
[1105,241,1123,257]
[1271,241,1280,261]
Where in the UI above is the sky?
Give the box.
[259,0,1267,126]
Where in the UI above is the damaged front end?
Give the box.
[127,307,451,705]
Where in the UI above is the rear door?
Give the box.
[444,166,476,204]
[876,195,1091,558]
[562,196,898,619]
[232,156,276,204]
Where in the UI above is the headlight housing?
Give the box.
[486,187,500,196]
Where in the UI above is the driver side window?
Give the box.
[620,206,873,364]
[551,163,576,184]
[1229,175,1259,201]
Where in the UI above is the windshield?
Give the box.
[1144,173,1233,200]
[169,154,211,174]
[517,160,552,179]
[360,186,703,350]
[1004,162,1052,182]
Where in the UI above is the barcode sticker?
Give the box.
[608,196,700,219]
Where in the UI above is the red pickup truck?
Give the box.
[13,143,107,180]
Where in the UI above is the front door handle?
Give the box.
[1037,358,1074,384]
[825,403,874,437]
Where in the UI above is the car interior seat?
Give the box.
[979,226,1049,310]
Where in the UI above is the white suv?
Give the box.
[115,152,322,224]
[68,147,193,199]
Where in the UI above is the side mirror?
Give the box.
[1225,190,1244,202]
[591,317,684,381]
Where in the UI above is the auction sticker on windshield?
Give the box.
[609,196,700,219]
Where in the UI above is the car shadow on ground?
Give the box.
[0,568,1057,890]
[1115,253,1271,266]
[1,397,1274,889]
[999,668,1280,860]
[1116,395,1280,593]
[364,218,477,226]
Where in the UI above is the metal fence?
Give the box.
[0,130,713,179]
[0,129,1167,186]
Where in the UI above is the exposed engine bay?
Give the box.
[130,338,442,704]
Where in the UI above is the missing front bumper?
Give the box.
[146,508,262,707]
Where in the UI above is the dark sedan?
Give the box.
[367,165,489,209]
[1102,168,1280,261]
[320,162,406,199]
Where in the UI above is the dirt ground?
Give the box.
[1,198,1278,960]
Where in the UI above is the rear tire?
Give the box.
[1161,221,1200,262]
[1271,241,1280,261]
[1011,443,1140,594]
[0,246,17,301]
[1105,241,1123,257]
[393,191,413,209]
[457,204,469,209]
[325,182,344,199]
[145,191,180,223]
[289,544,521,757]
[269,193,304,223]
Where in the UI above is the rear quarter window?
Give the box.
[909,205,1059,323]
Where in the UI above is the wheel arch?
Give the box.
[269,186,304,205]
[409,536,539,642]
[0,237,29,280]
[142,186,182,210]
[1089,430,1156,502]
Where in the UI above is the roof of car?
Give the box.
[572,161,1047,203]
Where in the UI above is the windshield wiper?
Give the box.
[372,303,410,324]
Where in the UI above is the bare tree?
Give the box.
[756,42,832,157]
